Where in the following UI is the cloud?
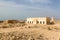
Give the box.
[0,0,47,9]
[0,1,16,7]
[0,0,59,20]
[0,0,58,13]
[0,0,52,8]
[28,0,51,3]
[0,0,58,12]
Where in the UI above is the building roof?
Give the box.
[26,17,50,19]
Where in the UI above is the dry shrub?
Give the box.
[0,31,49,40]
[36,34,48,40]
[2,26,9,28]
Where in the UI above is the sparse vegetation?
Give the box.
[48,27,52,30]
[0,31,49,40]
[0,20,59,40]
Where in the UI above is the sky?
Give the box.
[0,0,60,20]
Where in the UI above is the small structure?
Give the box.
[3,20,19,24]
[50,17,55,24]
[0,21,4,23]
[26,17,51,25]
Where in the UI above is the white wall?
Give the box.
[26,17,48,25]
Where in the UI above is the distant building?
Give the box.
[26,17,51,25]
[50,17,55,24]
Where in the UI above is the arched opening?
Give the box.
[32,21,33,23]
[40,21,42,24]
[30,21,31,23]
[43,21,45,24]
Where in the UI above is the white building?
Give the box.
[26,17,51,25]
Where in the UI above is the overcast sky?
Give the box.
[0,0,60,20]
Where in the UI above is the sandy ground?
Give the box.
[0,24,60,40]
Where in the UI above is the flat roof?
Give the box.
[27,17,50,19]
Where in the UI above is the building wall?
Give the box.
[46,17,51,24]
[26,17,51,25]
[37,18,46,24]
